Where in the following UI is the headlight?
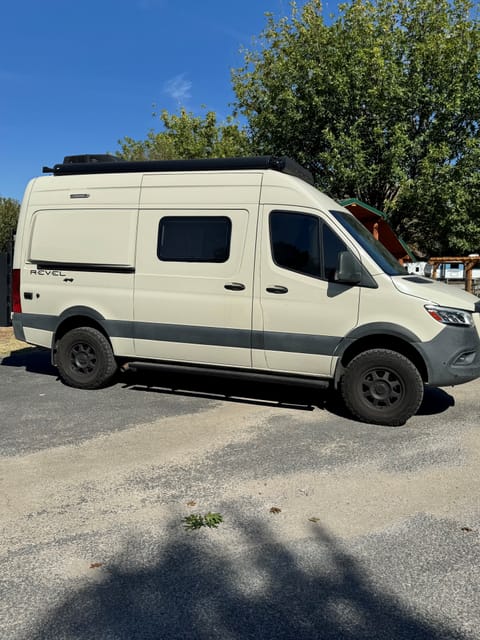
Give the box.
[425,305,473,326]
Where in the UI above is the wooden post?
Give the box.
[465,261,474,293]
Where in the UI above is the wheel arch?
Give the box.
[52,307,111,365]
[334,325,429,387]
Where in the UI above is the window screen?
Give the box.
[158,216,232,262]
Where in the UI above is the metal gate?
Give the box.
[0,241,13,327]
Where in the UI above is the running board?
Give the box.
[126,361,330,390]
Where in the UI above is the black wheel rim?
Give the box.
[69,342,97,376]
[360,367,404,409]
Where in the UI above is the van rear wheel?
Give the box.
[341,349,423,426]
[56,327,117,389]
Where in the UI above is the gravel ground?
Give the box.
[0,346,479,639]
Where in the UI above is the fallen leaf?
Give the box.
[309,517,320,523]
[186,500,197,507]
[269,507,282,514]
[461,527,474,533]
[89,562,104,569]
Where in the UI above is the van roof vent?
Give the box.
[42,155,314,185]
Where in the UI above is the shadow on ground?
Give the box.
[123,369,455,423]
[1,348,455,423]
[27,516,460,640]
[416,386,455,415]
[0,346,57,376]
[123,368,323,411]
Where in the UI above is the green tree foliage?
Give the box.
[0,197,20,252]
[117,108,252,161]
[232,0,480,254]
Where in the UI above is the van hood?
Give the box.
[391,276,480,310]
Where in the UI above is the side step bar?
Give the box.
[126,361,330,390]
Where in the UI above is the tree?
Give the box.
[232,0,480,254]
[0,197,20,252]
[117,108,252,161]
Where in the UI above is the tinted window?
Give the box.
[158,216,231,262]
[270,212,320,277]
[322,224,348,281]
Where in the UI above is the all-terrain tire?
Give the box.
[56,327,118,389]
[340,349,424,426]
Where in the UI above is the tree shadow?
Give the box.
[27,515,460,640]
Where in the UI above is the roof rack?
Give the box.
[42,155,314,185]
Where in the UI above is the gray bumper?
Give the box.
[417,324,480,387]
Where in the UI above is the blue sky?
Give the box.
[0,0,316,202]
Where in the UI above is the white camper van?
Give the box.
[11,155,480,425]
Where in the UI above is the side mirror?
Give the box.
[335,251,362,284]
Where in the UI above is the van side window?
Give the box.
[270,211,320,277]
[158,216,232,262]
[322,224,349,281]
[270,211,353,282]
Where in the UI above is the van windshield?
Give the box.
[330,210,406,276]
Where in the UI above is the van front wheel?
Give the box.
[341,349,424,426]
[56,327,118,389]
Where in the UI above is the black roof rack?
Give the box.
[42,155,314,185]
[63,154,121,164]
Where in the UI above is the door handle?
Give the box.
[224,282,245,291]
[266,285,288,294]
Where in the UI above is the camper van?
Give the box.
[11,155,480,425]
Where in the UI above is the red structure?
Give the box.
[340,198,415,264]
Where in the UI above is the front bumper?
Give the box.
[417,322,480,387]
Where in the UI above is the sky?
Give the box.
[0,0,315,202]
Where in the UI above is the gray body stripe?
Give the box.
[16,313,342,356]
[260,332,341,356]
[134,322,252,349]
[19,313,57,332]
[104,320,135,339]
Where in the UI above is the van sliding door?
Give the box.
[133,207,257,367]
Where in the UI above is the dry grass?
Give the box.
[0,327,30,356]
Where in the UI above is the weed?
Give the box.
[183,512,223,531]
